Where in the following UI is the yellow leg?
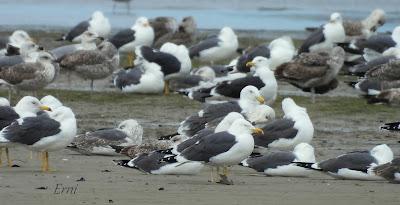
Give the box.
[44,151,49,172]
[127,52,134,67]
[163,80,170,95]
[30,151,33,160]
[223,166,230,176]
[209,167,214,182]
[5,148,11,167]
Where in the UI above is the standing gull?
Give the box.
[0,96,51,167]
[296,144,393,180]
[68,119,143,155]
[240,143,316,177]
[0,51,57,99]
[276,47,345,102]
[0,30,34,56]
[0,106,77,172]
[59,11,111,42]
[174,119,263,184]
[0,41,44,69]
[59,41,119,91]
[189,27,238,64]
[299,13,345,54]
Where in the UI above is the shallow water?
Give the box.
[1,0,399,31]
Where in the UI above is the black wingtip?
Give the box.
[155,148,173,155]
[160,155,178,163]
[294,162,322,171]
[346,81,358,88]
[158,132,179,140]
[109,145,124,153]
[380,122,400,131]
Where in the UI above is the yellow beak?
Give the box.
[251,128,264,135]
[256,96,265,104]
[39,105,51,111]
[246,61,255,68]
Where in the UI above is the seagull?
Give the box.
[173,119,263,184]
[189,27,239,64]
[149,16,178,42]
[59,41,119,91]
[0,30,34,56]
[0,51,58,99]
[109,17,154,64]
[373,158,400,183]
[276,47,345,102]
[58,11,111,42]
[253,98,314,153]
[68,119,143,155]
[0,96,51,167]
[40,95,63,110]
[113,60,165,94]
[296,144,393,180]
[0,106,77,172]
[299,12,345,54]
[177,86,273,137]
[154,16,197,48]
[240,143,316,177]
[189,57,278,104]
[347,26,400,61]
[367,88,400,105]
[0,41,44,69]
[134,44,191,95]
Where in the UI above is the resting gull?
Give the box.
[59,41,119,91]
[149,16,178,42]
[154,16,197,48]
[240,143,316,177]
[40,95,63,110]
[0,41,43,68]
[109,16,154,63]
[0,30,34,56]
[373,158,400,183]
[276,47,345,102]
[0,51,58,98]
[113,61,165,93]
[177,86,272,137]
[59,11,111,42]
[135,44,190,94]
[172,119,263,184]
[298,13,345,54]
[296,144,393,180]
[0,106,77,172]
[253,98,314,153]
[380,121,400,131]
[189,27,238,64]
[0,96,50,167]
[68,119,143,155]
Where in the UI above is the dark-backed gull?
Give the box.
[253,98,314,153]
[0,106,77,172]
[296,144,393,180]
[299,13,345,54]
[59,11,111,42]
[189,27,238,64]
[0,30,34,56]
[240,143,315,177]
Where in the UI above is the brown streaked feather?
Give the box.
[343,20,363,36]
[119,143,169,158]
[366,59,400,81]
[60,50,107,69]
[0,63,39,84]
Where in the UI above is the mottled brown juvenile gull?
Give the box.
[154,16,197,48]
[373,158,400,183]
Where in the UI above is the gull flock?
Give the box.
[0,9,400,185]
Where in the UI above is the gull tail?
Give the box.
[380,122,400,131]
[158,132,179,140]
[113,159,138,169]
[294,162,322,171]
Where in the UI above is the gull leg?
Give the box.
[163,80,170,95]
[41,151,45,172]
[7,87,12,103]
[311,88,316,104]
[90,80,94,92]
[5,148,11,167]
[42,151,49,172]
[209,167,214,183]
[127,52,134,67]
[217,166,233,185]
[67,72,72,88]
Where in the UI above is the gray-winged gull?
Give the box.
[0,96,51,167]
[59,11,111,42]
[240,143,316,177]
[0,30,34,56]
[253,98,314,153]
[296,144,393,180]
[0,106,77,172]
[299,13,345,54]
[189,27,238,64]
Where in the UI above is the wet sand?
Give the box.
[0,29,400,205]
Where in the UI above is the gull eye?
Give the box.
[32,101,37,105]
[120,125,126,129]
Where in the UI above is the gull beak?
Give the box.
[39,105,52,111]
[251,128,264,135]
[246,61,255,68]
[256,96,265,104]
